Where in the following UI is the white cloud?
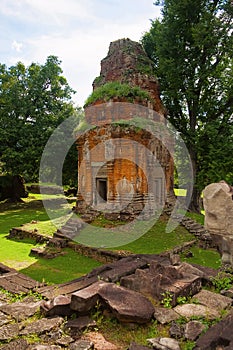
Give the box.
[1,1,161,106]
[11,40,23,52]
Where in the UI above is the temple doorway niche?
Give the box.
[96,178,107,203]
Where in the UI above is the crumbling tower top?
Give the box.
[84,38,165,124]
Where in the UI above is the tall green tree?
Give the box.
[142,0,233,212]
[0,56,77,182]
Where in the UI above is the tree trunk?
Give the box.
[189,186,201,213]
[187,147,201,213]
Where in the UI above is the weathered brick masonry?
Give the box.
[76,38,174,219]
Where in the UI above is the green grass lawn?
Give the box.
[0,192,221,285]
[112,216,194,254]
[0,195,101,283]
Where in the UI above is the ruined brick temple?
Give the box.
[76,38,174,220]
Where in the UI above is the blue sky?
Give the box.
[0,0,161,107]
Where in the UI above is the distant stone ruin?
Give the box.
[203,181,233,265]
[75,38,174,220]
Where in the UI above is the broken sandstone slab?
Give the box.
[98,282,154,323]
[20,316,64,335]
[184,320,205,341]
[147,337,181,350]
[0,301,42,321]
[174,303,220,320]
[71,280,154,324]
[70,281,107,313]
[0,323,19,341]
[83,332,119,350]
[65,315,96,336]
[195,309,233,349]
[194,289,232,311]
[40,295,72,317]
[154,307,180,324]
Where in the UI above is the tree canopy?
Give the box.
[0,56,78,183]
[142,0,233,211]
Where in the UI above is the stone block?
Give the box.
[174,304,220,320]
[40,295,72,317]
[20,317,64,335]
[194,289,232,311]
[154,307,180,324]
[195,309,233,349]
[0,301,42,321]
[147,337,181,350]
[203,181,233,235]
[184,321,205,341]
[70,281,107,313]
[0,323,19,341]
[65,316,96,337]
[0,339,29,350]
[98,282,154,323]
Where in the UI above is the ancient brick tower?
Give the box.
[76,38,174,220]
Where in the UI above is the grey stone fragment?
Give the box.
[194,289,232,311]
[65,316,96,336]
[195,309,233,349]
[98,282,154,324]
[174,303,220,320]
[184,320,205,341]
[0,338,28,350]
[154,307,180,324]
[0,301,42,321]
[147,337,181,350]
[69,340,94,350]
[40,295,72,317]
[221,288,233,298]
[56,335,74,346]
[27,345,62,349]
[70,281,107,313]
[0,310,11,326]
[169,321,184,339]
[128,343,152,350]
[0,323,19,340]
[20,316,64,335]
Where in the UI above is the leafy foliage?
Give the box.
[84,81,152,107]
[161,291,173,308]
[142,0,233,211]
[210,272,233,293]
[0,56,77,183]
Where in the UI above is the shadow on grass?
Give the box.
[0,199,49,236]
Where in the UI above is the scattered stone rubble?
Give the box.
[1,251,233,349]
[3,207,233,349]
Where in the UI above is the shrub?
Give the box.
[84,81,152,107]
